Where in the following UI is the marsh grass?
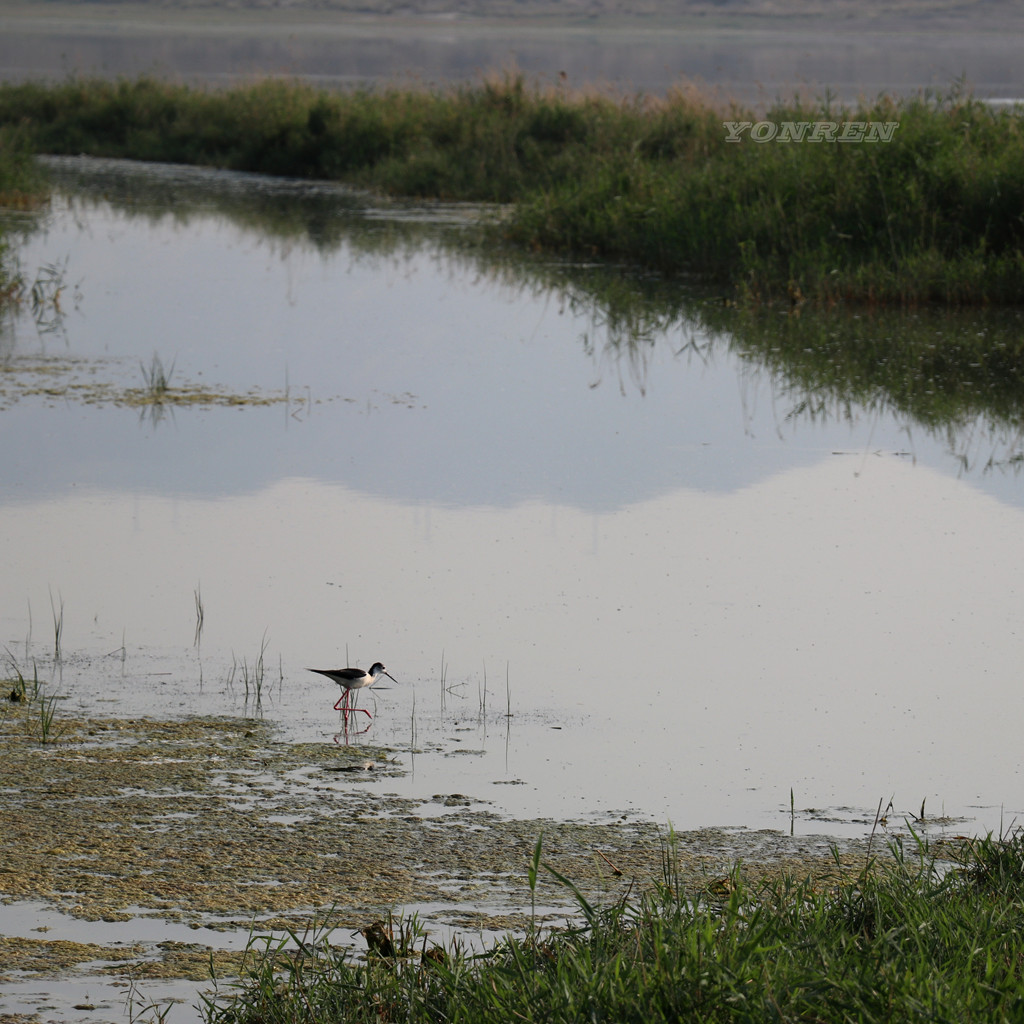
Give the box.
[202,827,1024,1024]
[3,652,40,707]
[509,86,1024,305]
[34,690,63,745]
[49,588,63,663]
[236,630,271,708]
[0,254,74,341]
[125,969,173,1024]
[0,123,48,210]
[2,75,1021,304]
[140,353,176,400]
[3,651,63,745]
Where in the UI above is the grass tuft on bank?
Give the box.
[0,75,1022,305]
[204,829,1024,1024]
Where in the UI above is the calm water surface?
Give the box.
[3,157,1024,843]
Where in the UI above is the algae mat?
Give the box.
[0,702,878,986]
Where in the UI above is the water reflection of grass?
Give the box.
[700,302,1024,471]
[481,255,1024,471]
[2,74,1022,305]
[11,153,1024,468]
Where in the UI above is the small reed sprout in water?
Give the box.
[239,630,270,708]
[34,691,62,745]
[4,651,40,704]
[193,583,205,647]
[409,690,418,754]
[140,353,176,400]
[49,587,63,663]
[478,660,488,716]
[5,650,65,745]
[124,965,173,1024]
[527,832,543,945]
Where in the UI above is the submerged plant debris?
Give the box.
[0,705,920,988]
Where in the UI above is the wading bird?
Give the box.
[308,662,397,718]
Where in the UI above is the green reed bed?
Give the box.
[205,831,1024,1024]
[509,89,1024,306]
[0,76,1022,304]
[0,74,676,201]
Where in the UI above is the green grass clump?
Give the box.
[205,829,1024,1024]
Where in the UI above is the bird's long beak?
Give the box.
[384,671,399,684]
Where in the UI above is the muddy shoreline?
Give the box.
[0,704,920,990]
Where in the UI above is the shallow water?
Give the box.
[3,156,1024,847]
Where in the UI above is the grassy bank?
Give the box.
[0,75,1022,304]
[0,124,47,209]
[205,830,1024,1023]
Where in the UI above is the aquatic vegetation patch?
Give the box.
[0,708,883,989]
[0,354,303,411]
[0,935,144,979]
[0,934,252,988]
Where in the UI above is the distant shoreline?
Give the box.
[1,0,1022,34]
[1,0,1020,106]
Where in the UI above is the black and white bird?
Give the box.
[308,662,397,718]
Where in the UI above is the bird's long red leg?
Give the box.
[351,691,372,720]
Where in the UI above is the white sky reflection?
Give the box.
[3,455,1023,835]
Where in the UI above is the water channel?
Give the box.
[4,154,1024,834]
[3,152,1024,1019]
